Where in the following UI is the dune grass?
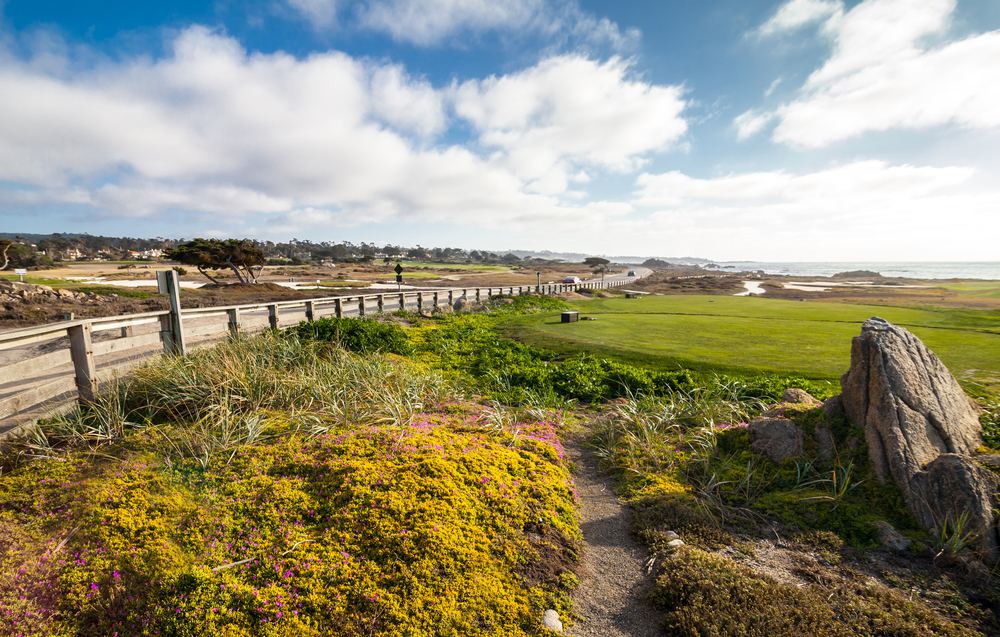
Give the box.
[503,295,1000,394]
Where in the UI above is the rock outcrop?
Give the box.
[782,388,822,408]
[841,317,981,485]
[840,317,997,557]
[748,417,803,463]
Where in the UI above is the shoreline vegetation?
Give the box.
[1,293,998,635]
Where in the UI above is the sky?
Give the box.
[0,0,998,261]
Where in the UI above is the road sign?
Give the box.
[396,274,403,283]
[14,268,26,282]
[394,263,403,275]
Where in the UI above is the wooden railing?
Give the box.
[0,275,638,435]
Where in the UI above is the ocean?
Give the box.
[707,262,1000,280]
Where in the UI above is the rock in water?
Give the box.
[840,317,997,558]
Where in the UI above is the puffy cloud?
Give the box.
[754,0,1000,147]
[630,160,998,260]
[453,56,687,193]
[369,64,446,137]
[0,27,688,237]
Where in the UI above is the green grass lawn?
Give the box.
[503,295,1000,394]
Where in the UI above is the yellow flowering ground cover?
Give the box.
[0,335,580,636]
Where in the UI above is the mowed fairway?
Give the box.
[504,295,1000,393]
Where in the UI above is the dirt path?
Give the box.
[566,438,662,637]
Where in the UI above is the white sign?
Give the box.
[13,269,27,275]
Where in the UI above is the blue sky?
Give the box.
[1,0,998,260]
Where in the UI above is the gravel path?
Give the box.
[566,439,662,637]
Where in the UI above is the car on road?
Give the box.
[562,276,582,283]
[627,270,636,277]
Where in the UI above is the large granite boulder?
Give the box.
[840,318,996,557]
[841,317,981,487]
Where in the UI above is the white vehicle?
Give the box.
[562,276,582,284]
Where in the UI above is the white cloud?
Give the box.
[631,160,998,260]
[757,0,843,37]
[453,56,687,193]
[0,27,683,237]
[356,0,639,51]
[287,0,340,28]
[369,64,445,137]
[755,0,1000,147]
[733,109,775,140]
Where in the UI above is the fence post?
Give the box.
[417,292,423,313]
[448,290,454,305]
[305,301,315,322]
[335,298,343,318]
[267,304,279,329]
[399,293,405,312]
[359,296,366,317]
[475,288,481,303]
[120,325,133,338]
[432,292,439,310]
[68,323,98,405]
[157,269,187,356]
[377,295,385,313]
[227,308,241,336]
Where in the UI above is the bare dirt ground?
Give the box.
[567,436,662,637]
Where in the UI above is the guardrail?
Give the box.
[0,275,637,435]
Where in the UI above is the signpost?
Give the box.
[13,268,27,282]
[394,262,404,291]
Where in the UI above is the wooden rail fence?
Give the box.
[0,274,637,435]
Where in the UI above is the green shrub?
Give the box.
[291,317,412,355]
[650,547,973,637]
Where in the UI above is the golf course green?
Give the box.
[503,295,1000,394]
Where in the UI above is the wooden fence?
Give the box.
[0,276,634,435]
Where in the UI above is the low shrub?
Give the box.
[650,547,973,637]
[290,317,411,355]
[0,332,580,636]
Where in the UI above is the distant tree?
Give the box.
[585,257,611,280]
[166,238,266,285]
